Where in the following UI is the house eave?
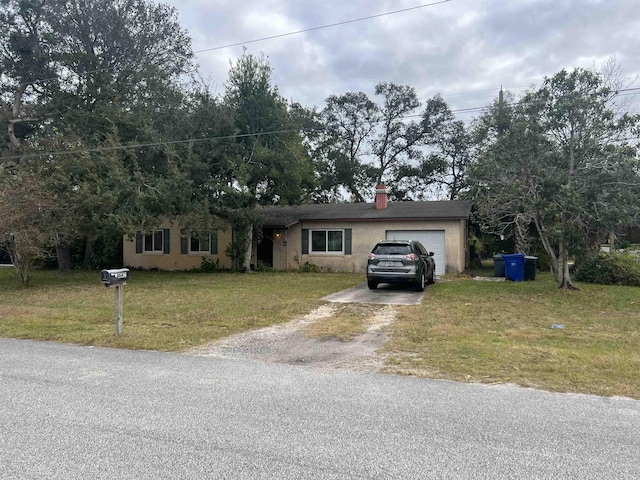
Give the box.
[257,200,473,229]
[298,216,469,224]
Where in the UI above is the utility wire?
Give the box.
[193,1,452,53]
[13,1,452,87]
[398,87,640,120]
[0,128,324,162]
[3,87,639,162]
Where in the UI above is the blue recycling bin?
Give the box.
[502,253,525,281]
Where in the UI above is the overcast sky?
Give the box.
[160,0,640,120]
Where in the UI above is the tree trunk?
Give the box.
[533,213,577,289]
[556,237,577,290]
[83,236,98,268]
[533,214,558,273]
[514,213,532,254]
[242,223,253,273]
[56,244,73,272]
[8,83,28,148]
[8,247,31,287]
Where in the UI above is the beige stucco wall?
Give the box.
[123,219,233,271]
[125,218,468,273]
[256,219,468,274]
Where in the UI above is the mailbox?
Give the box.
[101,268,129,286]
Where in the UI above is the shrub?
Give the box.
[531,250,551,272]
[575,251,640,286]
[224,240,245,270]
[254,260,273,272]
[300,262,320,273]
[199,257,221,273]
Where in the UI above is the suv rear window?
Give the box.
[372,244,411,255]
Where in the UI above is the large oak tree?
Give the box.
[312,83,452,202]
[1,0,194,274]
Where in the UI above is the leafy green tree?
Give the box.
[0,0,54,152]
[470,68,640,289]
[1,0,195,270]
[315,83,452,201]
[288,102,344,203]
[427,119,471,200]
[0,157,56,286]
[221,51,315,271]
[318,91,379,202]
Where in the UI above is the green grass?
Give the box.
[0,268,362,351]
[383,271,640,398]
[1,266,638,399]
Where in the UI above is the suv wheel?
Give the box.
[415,271,425,292]
[427,269,435,285]
[367,279,378,290]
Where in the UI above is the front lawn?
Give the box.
[0,268,362,351]
[383,271,640,399]
[1,267,638,398]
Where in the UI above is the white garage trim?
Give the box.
[386,230,446,276]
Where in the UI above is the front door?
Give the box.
[256,229,274,267]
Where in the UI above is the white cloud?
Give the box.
[160,0,640,115]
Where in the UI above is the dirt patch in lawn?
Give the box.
[185,304,396,372]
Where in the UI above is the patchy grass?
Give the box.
[0,268,362,351]
[303,304,379,341]
[383,271,640,399]
[2,266,638,399]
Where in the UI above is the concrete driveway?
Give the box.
[323,281,429,305]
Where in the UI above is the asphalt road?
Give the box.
[1,339,639,479]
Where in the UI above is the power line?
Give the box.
[392,86,640,121]
[12,1,453,87]
[193,1,453,53]
[11,92,640,161]
[3,87,639,162]
[0,128,323,162]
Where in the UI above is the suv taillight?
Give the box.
[404,253,419,261]
[368,253,376,259]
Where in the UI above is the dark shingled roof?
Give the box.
[256,200,472,228]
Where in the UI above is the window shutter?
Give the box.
[163,229,170,254]
[344,228,352,255]
[181,237,188,255]
[135,233,143,254]
[301,229,309,254]
[210,231,218,255]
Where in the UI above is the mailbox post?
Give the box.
[100,268,129,335]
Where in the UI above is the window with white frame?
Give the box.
[144,230,164,252]
[311,229,344,253]
[189,231,210,253]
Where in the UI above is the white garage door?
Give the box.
[386,230,446,276]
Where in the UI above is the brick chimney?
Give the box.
[375,184,388,210]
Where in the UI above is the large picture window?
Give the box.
[144,230,164,252]
[301,228,351,255]
[311,230,344,253]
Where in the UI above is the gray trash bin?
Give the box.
[524,256,538,280]
[493,254,505,277]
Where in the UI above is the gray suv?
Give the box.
[366,240,436,291]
